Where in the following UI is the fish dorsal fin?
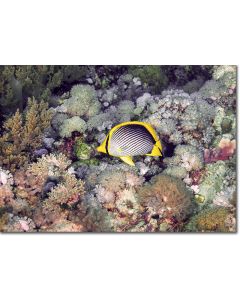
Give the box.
[120,156,135,166]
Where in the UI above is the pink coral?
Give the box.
[204,138,236,163]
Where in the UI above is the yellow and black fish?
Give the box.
[96,121,162,166]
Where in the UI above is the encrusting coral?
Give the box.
[185,207,236,232]
[0,97,52,172]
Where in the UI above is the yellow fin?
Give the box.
[156,140,162,152]
[146,143,162,157]
[96,144,106,153]
[96,135,108,154]
[120,156,135,166]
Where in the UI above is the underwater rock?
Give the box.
[34,148,48,157]
[43,137,55,150]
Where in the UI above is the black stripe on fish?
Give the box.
[110,124,155,156]
[105,135,110,155]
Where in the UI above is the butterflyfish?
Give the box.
[96,121,162,166]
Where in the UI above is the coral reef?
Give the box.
[0,65,237,233]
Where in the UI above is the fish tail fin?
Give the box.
[120,156,135,166]
[147,141,162,157]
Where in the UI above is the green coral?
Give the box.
[213,107,236,135]
[163,166,188,179]
[199,65,237,100]
[163,144,203,178]
[62,84,100,117]
[74,139,92,160]
[198,161,229,204]
[185,207,235,232]
[59,116,87,138]
[128,65,168,93]
[213,65,237,89]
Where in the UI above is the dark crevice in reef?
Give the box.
[163,142,175,158]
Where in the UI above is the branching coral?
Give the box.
[0,98,52,172]
[14,169,46,206]
[28,153,71,177]
[27,154,85,224]
[93,169,145,231]
[47,173,85,206]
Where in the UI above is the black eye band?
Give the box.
[105,135,110,155]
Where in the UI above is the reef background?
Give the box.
[0,65,237,232]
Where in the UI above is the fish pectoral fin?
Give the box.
[147,144,162,157]
[120,156,135,166]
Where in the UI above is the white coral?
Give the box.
[0,168,13,186]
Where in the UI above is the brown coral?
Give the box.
[14,169,46,206]
[0,185,14,209]
[0,167,15,209]
[189,207,236,232]
[138,174,193,222]
[47,173,85,206]
[0,97,52,172]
